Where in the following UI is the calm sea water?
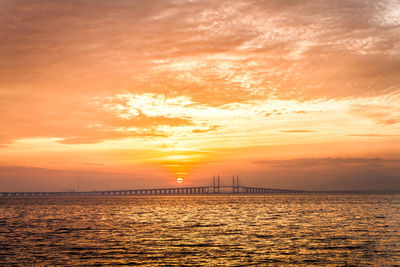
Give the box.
[0,194,399,266]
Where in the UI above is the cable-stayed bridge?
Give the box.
[0,175,304,196]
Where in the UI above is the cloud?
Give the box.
[1,0,399,113]
[350,94,400,125]
[192,125,219,133]
[0,165,168,192]
[57,131,167,145]
[1,0,399,105]
[280,130,316,133]
[256,168,400,191]
[245,156,400,190]
[1,90,399,148]
[83,162,104,166]
[253,157,400,168]
[348,134,399,137]
[0,92,195,145]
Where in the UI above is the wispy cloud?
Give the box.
[280,130,316,133]
[192,125,219,134]
[348,134,399,137]
[254,158,400,168]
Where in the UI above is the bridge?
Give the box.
[0,175,304,196]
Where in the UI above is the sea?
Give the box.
[0,194,399,266]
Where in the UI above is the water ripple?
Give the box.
[0,194,399,265]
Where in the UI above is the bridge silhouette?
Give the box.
[0,175,304,196]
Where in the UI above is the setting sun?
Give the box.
[176,177,184,184]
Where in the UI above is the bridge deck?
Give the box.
[0,186,303,196]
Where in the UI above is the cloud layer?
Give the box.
[0,0,399,188]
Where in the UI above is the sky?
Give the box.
[0,0,399,191]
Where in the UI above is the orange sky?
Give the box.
[0,0,399,191]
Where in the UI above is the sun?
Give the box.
[176,177,184,184]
